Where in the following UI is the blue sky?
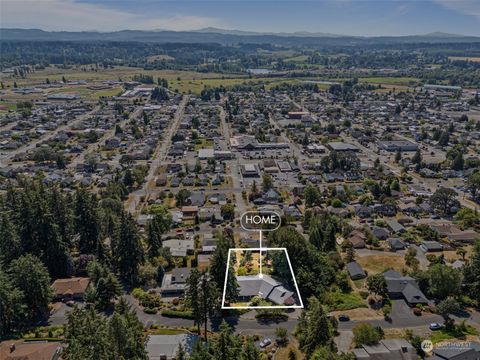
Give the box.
[2,0,480,36]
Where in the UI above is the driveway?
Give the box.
[335,331,353,353]
[411,244,430,270]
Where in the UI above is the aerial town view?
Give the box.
[1,0,480,359]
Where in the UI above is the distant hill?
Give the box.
[1,28,479,46]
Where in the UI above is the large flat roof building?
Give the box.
[377,140,418,152]
[327,142,360,152]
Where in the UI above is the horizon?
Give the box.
[1,0,480,37]
[1,27,478,38]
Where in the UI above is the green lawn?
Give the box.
[430,324,478,344]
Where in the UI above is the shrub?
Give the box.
[161,310,195,319]
[132,288,146,299]
[254,312,288,321]
[359,291,369,299]
[352,323,383,347]
[140,293,161,308]
[143,307,158,314]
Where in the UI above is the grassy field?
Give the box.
[327,291,367,311]
[285,55,310,63]
[356,254,406,274]
[0,66,234,88]
[430,324,478,344]
[326,76,420,87]
[358,77,421,86]
[274,338,302,360]
[170,77,302,95]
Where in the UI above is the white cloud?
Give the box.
[0,0,222,31]
[433,0,480,19]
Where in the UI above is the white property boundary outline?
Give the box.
[221,247,304,310]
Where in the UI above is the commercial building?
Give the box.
[327,142,360,152]
[377,140,418,152]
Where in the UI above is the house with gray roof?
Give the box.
[346,261,367,280]
[420,241,443,252]
[383,269,428,306]
[160,267,192,295]
[429,342,480,360]
[388,238,406,251]
[352,338,418,359]
[237,275,296,306]
[146,334,199,360]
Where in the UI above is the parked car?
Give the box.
[338,314,350,322]
[259,338,272,348]
[429,323,443,331]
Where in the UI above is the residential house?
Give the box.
[386,220,406,234]
[430,342,480,360]
[51,277,90,301]
[0,340,62,360]
[236,275,296,306]
[383,269,428,306]
[146,334,199,360]
[346,262,367,280]
[373,204,397,217]
[348,230,366,249]
[160,267,192,295]
[420,241,443,252]
[372,226,390,240]
[181,206,198,221]
[388,238,406,251]
[352,339,418,360]
[162,239,194,257]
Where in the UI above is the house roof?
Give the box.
[51,277,90,296]
[388,238,405,249]
[384,270,428,304]
[171,268,191,284]
[0,340,61,360]
[346,262,366,278]
[146,334,199,360]
[421,241,443,251]
[402,283,429,304]
[237,275,295,305]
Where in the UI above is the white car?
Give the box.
[429,323,443,331]
[259,338,272,348]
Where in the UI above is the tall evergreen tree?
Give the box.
[185,269,202,335]
[146,210,171,259]
[75,187,102,256]
[9,254,52,320]
[241,339,262,360]
[114,211,144,281]
[0,215,22,266]
[0,270,26,337]
[210,235,231,290]
[185,270,219,341]
[224,264,239,304]
[63,307,111,360]
[296,297,333,357]
[211,321,242,359]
